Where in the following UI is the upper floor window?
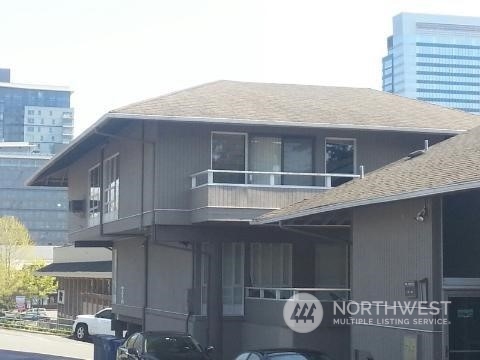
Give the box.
[88,165,101,226]
[211,132,314,186]
[325,138,356,187]
[211,132,246,184]
[103,154,119,222]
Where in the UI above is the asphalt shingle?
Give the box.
[253,125,480,224]
[111,80,480,133]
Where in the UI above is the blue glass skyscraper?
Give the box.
[383,13,480,114]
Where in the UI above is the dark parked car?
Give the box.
[233,349,333,360]
[116,331,213,360]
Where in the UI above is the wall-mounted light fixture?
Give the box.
[415,200,428,222]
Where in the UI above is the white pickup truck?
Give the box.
[72,307,115,340]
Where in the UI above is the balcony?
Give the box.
[245,287,350,301]
[190,169,360,222]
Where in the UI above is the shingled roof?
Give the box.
[253,124,480,224]
[28,80,480,187]
[111,80,480,134]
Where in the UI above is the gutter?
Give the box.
[110,112,468,135]
[27,112,468,186]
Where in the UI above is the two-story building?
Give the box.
[28,81,480,359]
[254,122,480,360]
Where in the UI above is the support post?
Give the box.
[207,241,223,359]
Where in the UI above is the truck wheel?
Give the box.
[74,323,88,341]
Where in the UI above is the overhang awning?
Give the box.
[36,261,112,278]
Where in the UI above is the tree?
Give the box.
[17,261,57,303]
[0,216,34,308]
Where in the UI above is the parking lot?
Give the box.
[0,328,93,360]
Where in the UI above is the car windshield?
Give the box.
[145,335,204,359]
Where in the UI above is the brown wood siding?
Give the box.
[351,198,436,360]
[192,185,326,210]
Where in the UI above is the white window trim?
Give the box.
[324,137,357,174]
[210,131,248,176]
[57,290,65,304]
[88,163,101,227]
[103,153,120,223]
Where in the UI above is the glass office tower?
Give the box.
[0,70,71,245]
[0,70,74,154]
[0,143,68,245]
[383,13,480,114]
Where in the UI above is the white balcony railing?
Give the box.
[190,169,361,189]
[245,287,351,301]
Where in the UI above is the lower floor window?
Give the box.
[250,242,292,288]
[201,242,245,316]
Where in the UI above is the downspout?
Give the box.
[144,128,156,331]
[93,125,153,331]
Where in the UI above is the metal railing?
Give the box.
[0,314,74,334]
[190,169,361,189]
[245,287,350,301]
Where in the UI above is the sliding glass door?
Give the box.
[283,137,314,186]
[248,136,281,184]
[211,132,314,186]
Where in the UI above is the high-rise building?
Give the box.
[0,142,68,245]
[0,69,71,245]
[382,13,480,114]
[0,68,74,154]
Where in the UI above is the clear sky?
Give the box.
[2,0,480,135]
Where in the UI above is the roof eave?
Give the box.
[110,112,467,135]
[252,180,480,224]
[26,112,113,186]
[27,111,467,186]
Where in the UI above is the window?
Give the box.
[212,132,314,186]
[250,243,292,288]
[201,242,245,316]
[325,138,356,186]
[27,126,34,132]
[49,111,53,116]
[51,136,55,141]
[27,117,34,123]
[248,136,281,184]
[57,290,65,304]
[37,110,41,115]
[282,137,314,185]
[211,132,246,183]
[103,154,119,222]
[27,109,34,115]
[95,308,112,319]
[222,242,244,315]
[88,165,101,226]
